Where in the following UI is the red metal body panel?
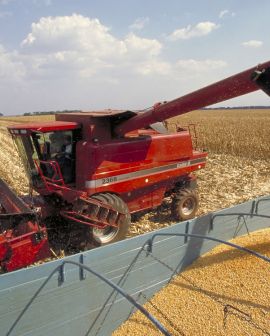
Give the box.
[8,121,79,134]
[56,113,112,141]
[0,227,50,272]
[0,179,51,271]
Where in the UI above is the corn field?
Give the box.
[169,109,270,159]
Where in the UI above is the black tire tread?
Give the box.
[171,188,199,221]
[91,193,130,245]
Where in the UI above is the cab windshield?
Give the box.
[32,130,74,184]
[32,130,73,161]
[13,130,75,187]
[13,135,38,182]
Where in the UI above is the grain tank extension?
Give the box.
[2,61,270,272]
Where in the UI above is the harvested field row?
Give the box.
[114,228,270,336]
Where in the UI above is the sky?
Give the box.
[0,0,270,115]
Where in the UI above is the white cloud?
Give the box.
[219,9,235,19]
[20,14,161,58]
[20,14,164,78]
[124,33,161,57]
[18,15,229,82]
[134,58,226,77]
[129,17,149,30]
[0,14,234,115]
[219,10,229,18]
[175,59,227,72]
[0,45,25,80]
[168,21,219,41]
[242,40,263,48]
[135,59,171,76]
[21,14,125,56]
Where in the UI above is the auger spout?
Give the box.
[114,60,270,136]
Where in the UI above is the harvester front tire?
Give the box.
[91,193,131,246]
[171,188,199,221]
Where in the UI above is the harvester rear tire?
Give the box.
[91,193,131,246]
[171,188,199,221]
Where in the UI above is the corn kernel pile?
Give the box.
[114,228,270,336]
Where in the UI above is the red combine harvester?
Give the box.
[1,61,270,272]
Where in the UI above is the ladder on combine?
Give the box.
[35,160,126,230]
[60,197,126,229]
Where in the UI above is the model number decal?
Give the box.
[102,176,117,184]
[177,161,189,168]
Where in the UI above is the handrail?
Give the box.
[146,233,270,263]
[34,159,65,191]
